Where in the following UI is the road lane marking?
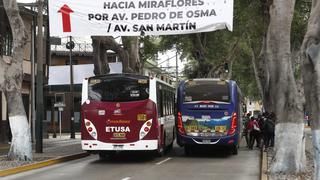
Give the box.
[156,157,172,165]
[121,177,131,180]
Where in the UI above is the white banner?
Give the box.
[49,0,233,37]
[109,62,123,74]
[48,64,94,85]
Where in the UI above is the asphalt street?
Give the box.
[4,141,260,180]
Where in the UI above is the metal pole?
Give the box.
[31,5,36,142]
[69,36,75,139]
[35,0,44,153]
[59,110,62,138]
[175,47,179,84]
[51,103,56,138]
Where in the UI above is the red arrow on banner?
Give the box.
[58,4,73,32]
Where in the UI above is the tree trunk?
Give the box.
[301,0,320,179]
[91,36,132,75]
[225,39,240,79]
[92,38,110,75]
[122,36,141,74]
[249,47,263,100]
[92,37,109,75]
[191,33,207,78]
[0,0,32,161]
[266,0,305,173]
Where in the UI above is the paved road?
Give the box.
[4,142,260,180]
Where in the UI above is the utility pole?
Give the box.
[31,5,36,142]
[35,0,44,153]
[67,36,75,139]
[175,47,179,84]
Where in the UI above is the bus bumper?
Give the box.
[176,133,239,147]
[81,140,158,151]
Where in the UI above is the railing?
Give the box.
[51,43,93,53]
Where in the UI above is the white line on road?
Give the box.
[121,177,131,180]
[156,157,172,165]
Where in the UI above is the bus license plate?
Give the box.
[215,126,226,132]
[113,145,124,150]
[201,132,212,137]
[202,139,211,144]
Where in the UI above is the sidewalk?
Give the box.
[0,133,89,177]
[263,127,314,180]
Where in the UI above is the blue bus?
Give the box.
[176,79,243,155]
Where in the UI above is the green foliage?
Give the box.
[291,0,311,50]
[140,0,310,100]
[139,36,160,63]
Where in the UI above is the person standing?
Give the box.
[242,113,251,147]
[263,113,275,148]
[247,116,261,149]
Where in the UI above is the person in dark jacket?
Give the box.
[264,113,275,148]
[256,115,264,148]
[247,116,261,149]
[242,113,251,147]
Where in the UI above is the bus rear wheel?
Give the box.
[184,146,192,156]
[99,151,116,159]
[153,148,164,157]
[231,145,238,155]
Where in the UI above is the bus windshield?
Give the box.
[88,76,149,102]
[184,80,230,103]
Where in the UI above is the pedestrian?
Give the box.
[242,113,251,148]
[256,115,264,148]
[269,112,276,147]
[263,112,275,149]
[261,112,269,148]
[247,116,261,149]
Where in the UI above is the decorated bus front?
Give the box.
[81,74,160,152]
[176,79,240,153]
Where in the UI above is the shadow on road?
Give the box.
[91,151,158,164]
[89,140,251,165]
[168,145,234,159]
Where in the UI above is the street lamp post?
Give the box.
[35,0,44,153]
[66,36,75,139]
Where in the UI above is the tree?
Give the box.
[91,36,141,75]
[301,0,320,178]
[0,0,32,161]
[262,0,305,173]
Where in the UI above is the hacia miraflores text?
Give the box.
[103,0,205,9]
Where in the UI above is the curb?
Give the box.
[261,148,268,180]
[0,152,90,177]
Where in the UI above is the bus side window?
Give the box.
[171,92,175,115]
[163,90,167,116]
[165,90,169,116]
[158,89,163,117]
[168,91,172,115]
